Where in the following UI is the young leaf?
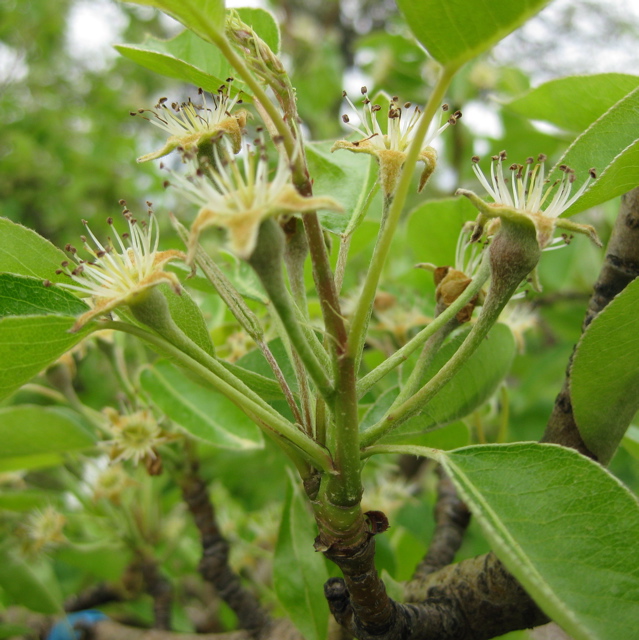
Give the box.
[570,277,639,464]
[555,86,639,216]
[360,324,516,443]
[306,141,371,234]
[396,0,551,69]
[0,543,63,614]
[0,406,96,466]
[506,73,639,133]
[116,30,234,95]
[122,0,226,44]
[0,315,92,402]
[0,274,88,318]
[273,474,329,640]
[140,359,264,450]
[0,218,68,284]
[441,443,639,640]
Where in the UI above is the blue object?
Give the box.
[47,610,108,640]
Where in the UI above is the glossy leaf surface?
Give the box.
[396,0,551,68]
[571,277,639,463]
[140,359,264,449]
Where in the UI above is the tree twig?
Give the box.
[137,556,173,630]
[325,192,639,639]
[179,452,271,637]
[542,187,639,456]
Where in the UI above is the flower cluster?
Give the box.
[332,87,460,194]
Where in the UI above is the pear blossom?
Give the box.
[332,87,460,194]
[54,204,186,331]
[22,506,66,555]
[132,81,248,162]
[102,407,173,466]
[169,139,343,261]
[457,152,601,250]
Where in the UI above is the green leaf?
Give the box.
[440,443,639,640]
[140,359,264,449]
[0,217,68,284]
[306,141,373,234]
[116,8,278,97]
[162,284,215,357]
[570,277,639,464]
[361,324,515,443]
[406,197,478,265]
[56,544,130,582]
[0,274,88,318]
[116,29,236,96]
[0,315,92,402]
[0,406,95,468]
[121,0,225,44]
[396,0,551,69]
[556,86,639,216]
[0,542,63,614]
[506,73,639,133]
[274,474,329,640]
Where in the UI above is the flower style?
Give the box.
[332,87,460,194]
[55,204,186,331]
[102,407,173,466]
[132,81,248,163]
[169,140,343,261]
[456,152,601,250]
